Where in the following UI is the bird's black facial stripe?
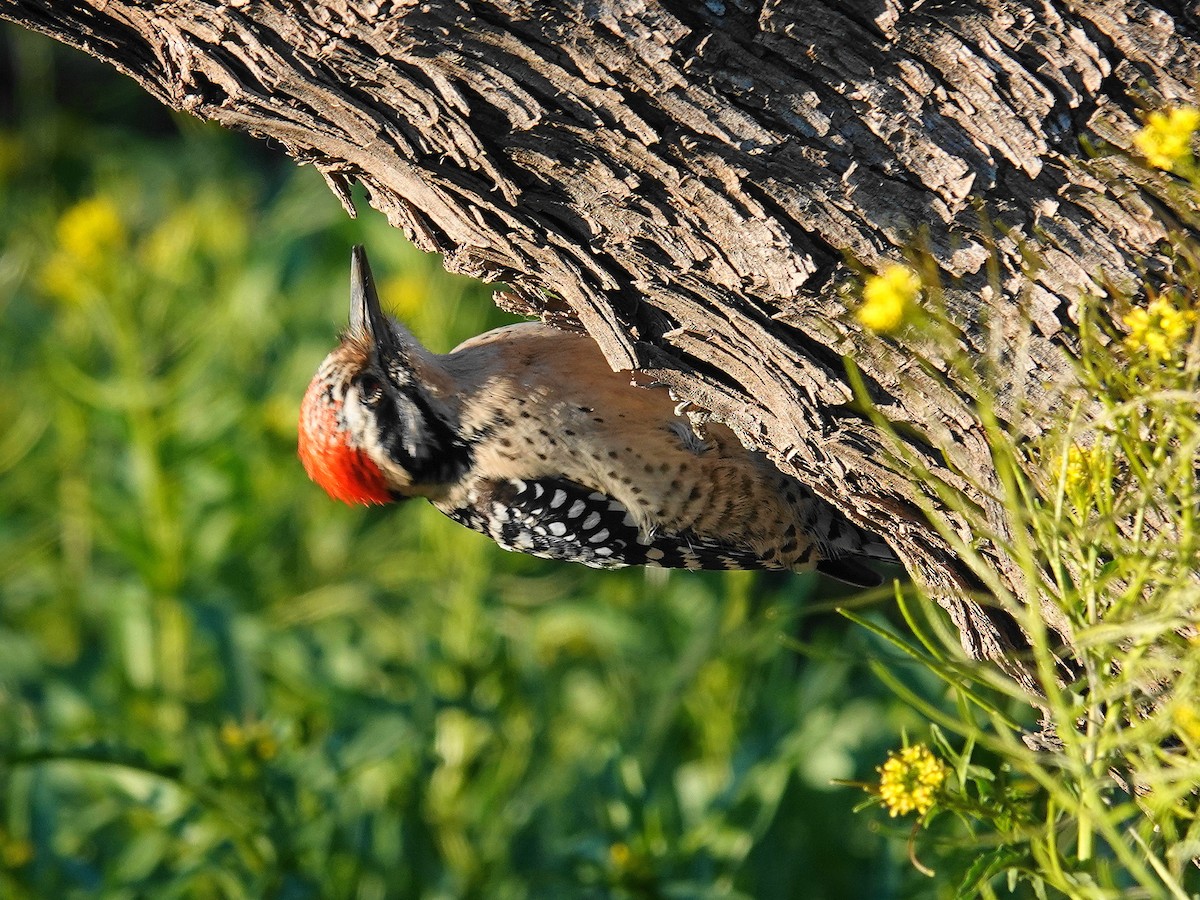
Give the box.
[364,364,472,486]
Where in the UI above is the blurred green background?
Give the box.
[0,24,955,899]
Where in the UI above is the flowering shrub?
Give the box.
[849,102,1200,897]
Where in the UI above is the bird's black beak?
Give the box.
[349,245,398,355]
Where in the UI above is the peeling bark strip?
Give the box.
[4,0,1197,683]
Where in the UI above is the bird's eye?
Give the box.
[355,373,384,406]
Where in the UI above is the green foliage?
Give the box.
[0,27,940,899]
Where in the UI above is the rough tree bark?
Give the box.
[4,0,1197,691]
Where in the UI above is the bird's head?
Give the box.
[298,246,468,505]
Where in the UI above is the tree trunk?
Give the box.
[4,0,1197,688]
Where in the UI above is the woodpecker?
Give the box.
[298,247,898,586]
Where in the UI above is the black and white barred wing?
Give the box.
[438,477,770,571]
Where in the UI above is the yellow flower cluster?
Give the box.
[1173,704,1200,743]
[878,743,947,817]
[56,195,126,264]
[220,719,279,760]
[1,840,33,873]
[1061,442,1104,497]
[40,194,127,305]
[0,825,33,868]
[858,264,921,333]
[1122,295,1196,362]
[1133,106,1200,172]
[0,830,33,869]
[1063,444,1089,494]
[609,842,632,868]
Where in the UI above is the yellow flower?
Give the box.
[1173,705,1200,743]
[0,836,33,868]
[219,720,246,749]
[254,733,280,761]
[877,744,947,817]
[1133,107,1200,171]
[1061,442,1102,496]
[221,719,280,760]
[40,195,129,305]
[858,264,921,333]
[1123,295,1196,362]
[1063,444,1088,493]
[55,195,127,265]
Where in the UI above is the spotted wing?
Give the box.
[437,478,774,572]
